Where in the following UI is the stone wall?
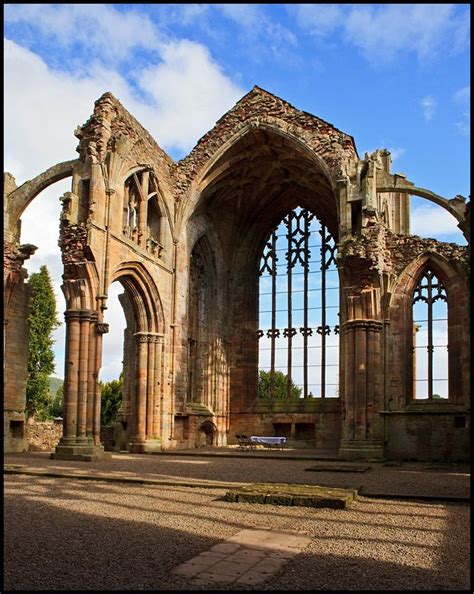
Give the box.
[25,419,63,452]
[383,409,470,461]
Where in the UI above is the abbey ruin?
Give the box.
[4,87,470,461]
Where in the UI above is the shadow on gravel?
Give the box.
[4,473,470,591]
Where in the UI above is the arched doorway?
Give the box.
[108,262,165,453]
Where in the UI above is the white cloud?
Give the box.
[136,39,243,153]
[4,37,243,183]
[387,147,406,162]
[290,4,469,64]
[5,16,244,379]
[290,4,344,37]
[101,283,127,382]
[420,96,437,121]
[453,85,470,136]
[410,200,463,240]
[4,3,162,65]
[215,4,297,59]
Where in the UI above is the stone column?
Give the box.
[152,335,164,439]
[339,319,384,460]
[146,336,156,438]
[52,309,109,461]
[63,310,81,443]
[136,332,148,443]
[77,310,92,442]
[86,312,98,441]
[93,322,108,445]
[129,332,162,453]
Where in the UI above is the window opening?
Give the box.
[412,269,448,399]
[258,206,339,399]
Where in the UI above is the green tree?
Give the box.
[48,383,64,418]
[258,370,302,400]
[100,374,123,425]
[26,266,61,419]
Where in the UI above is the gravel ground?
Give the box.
[4,474,470,591]
[3,452,470,591]
[4,451,471,499]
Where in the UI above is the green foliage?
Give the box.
[48,376,63,396]
[26,266,61,419]
[258,370,302,400]
[48,383,64,418]
[100,374,123,425]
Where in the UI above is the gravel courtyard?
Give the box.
[4,452,470,591]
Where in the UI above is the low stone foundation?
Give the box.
[224,483,358,509]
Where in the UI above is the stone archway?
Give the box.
[197,420,217,447]
[109,262,165,453]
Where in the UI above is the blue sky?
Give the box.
[4,4,470,381]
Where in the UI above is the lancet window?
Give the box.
[123,170,163,257]
[258,207,339,399]
[412,268,448,399]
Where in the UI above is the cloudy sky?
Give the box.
[4,4,470,382]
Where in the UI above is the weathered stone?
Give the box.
[3,86,470,462]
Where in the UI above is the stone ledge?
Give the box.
[224,483,357,509]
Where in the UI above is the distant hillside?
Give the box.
[48,376,63,395]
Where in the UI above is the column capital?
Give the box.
[95,322,109,334]
[341,319,384,333]
[64,309,96,322]
[134,332,164,343]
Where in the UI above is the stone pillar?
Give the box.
[77,310,92,442]
[146,336,156,438]
[339,319,384,460]
[93,322,108,445]
[52,310,109,461]
[152,335,164,439]
[86,313,98,440]
[128,332,162,453]
[63,310,81,443]
[4,241,37,453]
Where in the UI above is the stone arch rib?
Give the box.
[5,159,78,237]
[111,261,164,335]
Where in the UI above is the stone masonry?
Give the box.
[4,86,470,461]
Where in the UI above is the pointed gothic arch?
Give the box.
[389,252,469,406]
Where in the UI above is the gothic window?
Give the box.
[123,170,163,257]
[258,206,339,399]
[412,268,448,399]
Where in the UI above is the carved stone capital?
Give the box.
[134,332,150,343]
[134,332,164,343]
[64,310,82,323]
[341,320,384,334]
[65,309,96,323]
[95,322,109,334]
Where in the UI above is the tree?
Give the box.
[26,266,61,419]
[48,383,64,418]
[100,374,123,425]
[258,370,302,400]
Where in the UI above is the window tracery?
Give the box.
[258,206,339,399]
[412,268,448,399]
